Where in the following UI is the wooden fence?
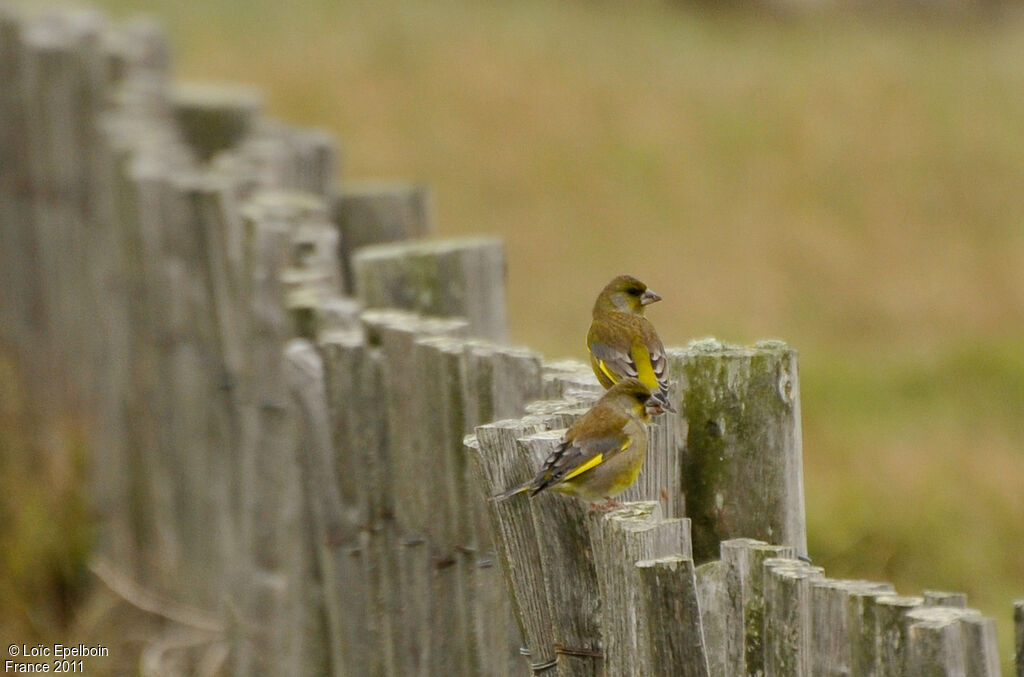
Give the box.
[1,4,1021,675]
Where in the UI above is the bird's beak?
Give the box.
[640,289,662,305]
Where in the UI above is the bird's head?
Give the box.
[604,377,653,419]
[593,275,662,316]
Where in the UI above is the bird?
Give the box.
[586,275,674,414]
[493,378,653,506]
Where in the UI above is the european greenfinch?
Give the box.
[587,275,674,413]
[493,378,652,504]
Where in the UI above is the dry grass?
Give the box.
[8,0,1024,670]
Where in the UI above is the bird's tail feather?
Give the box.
[492,483,530,502]
[648,390,677,415]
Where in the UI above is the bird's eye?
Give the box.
[627,287,643,296]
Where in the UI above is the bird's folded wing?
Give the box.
[532,428,630,493]
[588,338,639,381]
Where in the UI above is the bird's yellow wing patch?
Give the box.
[562,438,631,481]
[631,344,659,393]
[597,359,618,385]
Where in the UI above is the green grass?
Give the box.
[0,350,92,646]
[8,0,1024,671]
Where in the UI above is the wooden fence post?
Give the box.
[694,559,728,677]
[959,614,1000,677]
[462,343,544,677]
[233,189,336,676]
[1015,600,1024,677]
[319,325,386,677]
[19,10,111,406]
[905,606,999,677]
[361,309,467,676]
[846,584,902,677]
[285,339,349,677]
[353,236,508,342]
[762,558,825,677]
[540,359,602,401]
[468,420,554,673]
[414,335,474,676]
[906,607,969,677]
[170,82,263,162]
[873,594,924,677]
[924,591,968,608]
[519,430,602,677]
[0,5,36,353]
[215,119,338,199]
[589,503,699,677]
[635,555,708,677]
[332,181,432,293]
[809,578,894,676]
[721,539,796,676]
[671,340,807,564]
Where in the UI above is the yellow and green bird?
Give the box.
[493,378,653,504]
[587,275,674,413]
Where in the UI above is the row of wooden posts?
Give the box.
[1,3,1021,675]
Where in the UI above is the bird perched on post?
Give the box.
[493,378,653,506]
[586,275,674,414]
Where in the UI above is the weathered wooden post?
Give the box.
[285,339,347,677]
[519,431,603,677]
[215,118,338,199]
[170,82,263,162]
[873,594,924,677]
[263,193,349,676]
[958,614,1000,677]
[846,583,904,677]
[762,558,825,677]
[233,190,336,676]
[19,9,115,407]
[809,578,893,676]
[1015,600,1024,677]
[0,5,36,353]
[589,504,700,677]
[671,340,807,564]
[905,606,999,677]
[906,607,969,677]
[461,343,544,677]
[333,181,432,293]
[719,538,795,676]
[468,420,554,673]
[694,558,728,676]
[319,325,387,677]
[634,555,708,676]
[540,359,602,400]
[414,335,478,676]
[923,591,968,608]
[353,236,508,342]
[361,309,467,676]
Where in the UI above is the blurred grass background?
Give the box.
[5,0,1024,671]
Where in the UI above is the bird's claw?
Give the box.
[589,497,625,513]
